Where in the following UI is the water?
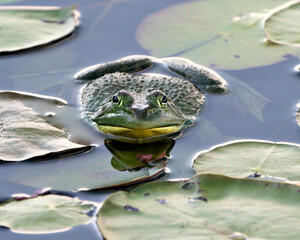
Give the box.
[0,0,300,239]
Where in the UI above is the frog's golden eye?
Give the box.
[112,95,122,108]
[157,94,168,109]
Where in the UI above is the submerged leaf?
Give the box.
[98,174,300,240]
[0,91,89,161]
[264,0,300,46]
[193,140,300,180]
[0,5,80,53]
[0,194,93,233]
[136,0,297,70]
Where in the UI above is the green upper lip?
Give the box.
[92,115,193,130]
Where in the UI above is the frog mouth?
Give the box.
[96,124,189,141]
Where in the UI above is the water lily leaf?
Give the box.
[136,0,297,70]
[0,0,22,4]
[0,5,80,53]
[0,194,94,234]
[264,0,300,46]
[193,140,300,180]
[98,174,300,240]
[10,142,169,191]
[0,91,89,161]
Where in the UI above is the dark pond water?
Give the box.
[0,0,300,239]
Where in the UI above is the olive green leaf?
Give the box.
[136,0,297,70]
[0,0,22,4]
[9,142,169,191]
[0,5,80,53]
[193,140,300,180]
[264,0,300,46]
[0,194,94,234]
[98,174,300,240]
[0,91,89,161]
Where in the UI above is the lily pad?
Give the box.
[136,0,297,70]
[264,0,300,46]
[10,142,169,191]
[0,5,80,53]
[0,91,89,161]
[98,174,300,240]
[0,194,94,234]
[193,140,300,180]
[0,0,22,4]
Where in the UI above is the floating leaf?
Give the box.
[193,140,300,180]
[10,142,170,191]
[0,5,80,53]
[0,194,93,234]
[0,91,89,161]
[136,0,297,70]
[0,0,22,4]
[98,174,300,240]
[264,0,300,46]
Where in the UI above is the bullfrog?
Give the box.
[75,55,227,144]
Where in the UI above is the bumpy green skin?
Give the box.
[81,72,205,121]
[76,55,227,143]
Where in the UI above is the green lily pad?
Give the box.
[136,0,297,70]
[10,142,170,191]
[0,91,89,161]
[0,0,22,4]
[193,140,300,180]
[0,5,80,53]
[98,174,300,240]
[264,0,300,46]
[0,194,93,234]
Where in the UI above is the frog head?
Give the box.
[92,89,193,143]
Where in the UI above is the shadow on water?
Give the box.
[0,0,300,239]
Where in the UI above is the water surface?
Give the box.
[0,0,300,239]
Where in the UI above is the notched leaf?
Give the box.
[264,0,300,46]
[0,194,94,234]
[0,5,80,54]
[98,174,300,239]
[0,91,89,161]
[136,0,297,70]
[193,140,300,181]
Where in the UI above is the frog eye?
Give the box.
[112,95,122,108]
[157,94,168,109]
[112,95,119,103]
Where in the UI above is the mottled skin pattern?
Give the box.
[75,55,227,143]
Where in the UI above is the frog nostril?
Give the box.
[147,109,158,115]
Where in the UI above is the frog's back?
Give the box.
[81,72,205,118]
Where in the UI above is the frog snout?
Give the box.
[131,104,150,119]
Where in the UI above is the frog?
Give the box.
[74,55,227,144]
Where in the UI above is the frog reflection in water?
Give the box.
[75,55,227,144]
[105,139,175,172]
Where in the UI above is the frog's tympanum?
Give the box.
[75,55,227,143]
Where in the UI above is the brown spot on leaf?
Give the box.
[123,205,139,212]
